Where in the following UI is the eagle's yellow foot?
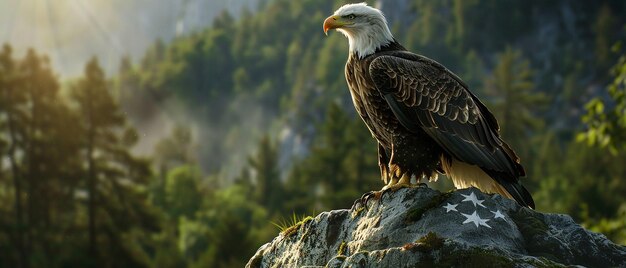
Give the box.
[352,174,415,211]
[380,173,413,192]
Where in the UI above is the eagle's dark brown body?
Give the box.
[344,41,535,208]
[345,42,443,182]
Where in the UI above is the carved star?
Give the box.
[461,211,491,228]
[461,192,486,208]
[491,210,506,220]
[443,203,458,213]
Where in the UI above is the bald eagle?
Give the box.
[323,3,534,208]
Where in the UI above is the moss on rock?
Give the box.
[402,232,445,253]
[404,191,453,224]
[337,241,348,256]
[282,216,314,237]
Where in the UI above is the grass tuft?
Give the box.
[271,212,314,237]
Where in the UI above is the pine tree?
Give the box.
[247,135,282,214]
[153,125,196,209]
[285,103,381,211]
[72,57,114,259]
[164,165,203,219]
[593,4,615,71]
[0,44,28,268]
[486,47,548,158]
[0,46,84,267]
[71,58,157,266]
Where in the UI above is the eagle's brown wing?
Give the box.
[368,52,534,208]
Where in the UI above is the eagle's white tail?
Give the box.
[440,157,514,200]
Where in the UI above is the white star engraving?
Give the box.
[443,203,458,213]
[460,192,486,208]
[461,211,491,228]
[491,210,506,220]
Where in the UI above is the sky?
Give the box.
[0,0,258,78]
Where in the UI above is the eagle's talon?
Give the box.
[352,191,381,210]
[351,176,424,212]
[350,200,361,212]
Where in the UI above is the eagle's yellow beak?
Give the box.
[323,15,347,35]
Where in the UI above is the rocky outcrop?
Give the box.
[247,186,626,267]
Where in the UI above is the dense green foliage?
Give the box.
[0,47,158,267]
[1,0,626,267]
[577,38,626,242]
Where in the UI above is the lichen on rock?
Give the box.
[246,187,626,267]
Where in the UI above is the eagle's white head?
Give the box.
[324,3,394,59]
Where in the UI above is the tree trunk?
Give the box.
[87,93,97,260]
[6,99,28,268]
[25,88,37,265]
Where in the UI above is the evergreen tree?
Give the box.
[0,44,28,268]
[247,135,282,214]
[71,58,158,266]
[20,49,84,267]
[164,165,203,219]
[485,47,548,158]
[188,184,270,268]
[593,4,616,71]
[153,125,196,209]
[0,46,86,267]
[286,103,380,211]
[315,34,348,95]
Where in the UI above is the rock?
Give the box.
[246,187,626,267]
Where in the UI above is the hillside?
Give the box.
[116,0,626,177]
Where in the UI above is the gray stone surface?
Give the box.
[246,187,626,267]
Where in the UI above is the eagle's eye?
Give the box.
[348,14,356,20]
